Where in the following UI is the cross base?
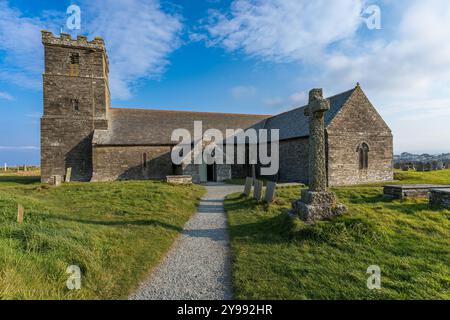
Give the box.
[292,190,347,223]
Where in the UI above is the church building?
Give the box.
[40,31,393,186]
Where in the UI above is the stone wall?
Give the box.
[326,86,393,186]
[41,118,94,182]
[278,138,309,183]
[216,164,231,181]
[91,146,174,181]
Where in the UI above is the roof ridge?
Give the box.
[263,87,356,121]
[111,107,272,117]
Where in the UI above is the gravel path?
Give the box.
[130,183,242,300]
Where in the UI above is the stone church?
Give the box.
[40,31,393,185]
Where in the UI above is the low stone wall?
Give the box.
[429,189,450,208]
[166,175,192,185]
[384,184,450,199]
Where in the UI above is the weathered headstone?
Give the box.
[243,177,253,196]
[429,189,450,208]
[253,180,263,201]
[292,88,346,223]
[50,175,62,186]
[65,167,72,182]
[17,204,24,224]
[264,181,276,203]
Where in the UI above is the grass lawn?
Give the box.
[0,175,205,299]
[225,170,450,299]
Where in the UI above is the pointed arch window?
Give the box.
[358,143,369,170]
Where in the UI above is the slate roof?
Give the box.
[93,88,356,146]
[93,108,270,146]
[263,88,356,140]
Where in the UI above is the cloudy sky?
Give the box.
[1,0,450,164]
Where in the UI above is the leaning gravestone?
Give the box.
[243,177,253,196]
[264,181,276,203]
[253,180,263,201]
[65,167,72,182]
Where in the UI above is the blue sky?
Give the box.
[1,0,450,165]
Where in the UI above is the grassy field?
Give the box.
[225,170,450,299]
[0,175,205,299]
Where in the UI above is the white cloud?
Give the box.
[0,92,14,101]
[204,0,450,153]
[289,91,307,105]
[0,1,56,89]
[230,85,257,99]
[204,0,364,63]
[81,0,183,99]
[0,146,39,150]
[0,0,183,99]
[263,97,284,107]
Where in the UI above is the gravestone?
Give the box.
[264,181,276,203]
[243,177,253,196]
[50,175,62,186]
[429,189,450,208]
[65,167,72,182]
[253,180,263,201]
[292,88,346,223]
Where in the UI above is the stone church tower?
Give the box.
[40,31,111,182]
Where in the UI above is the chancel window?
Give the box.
[358,143,369,170]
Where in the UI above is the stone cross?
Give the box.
[304,88,330,192]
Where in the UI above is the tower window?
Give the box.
[358,143,369,170]
[71,99,79,111]
[70,53,80,65]
[143,153,147,168]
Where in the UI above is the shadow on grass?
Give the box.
[383,202,431,214]
[0,175,41,185]
[49,215,183,231]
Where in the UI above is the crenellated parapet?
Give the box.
[41,30,106,51]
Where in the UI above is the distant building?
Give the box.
[40,31,393,186]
